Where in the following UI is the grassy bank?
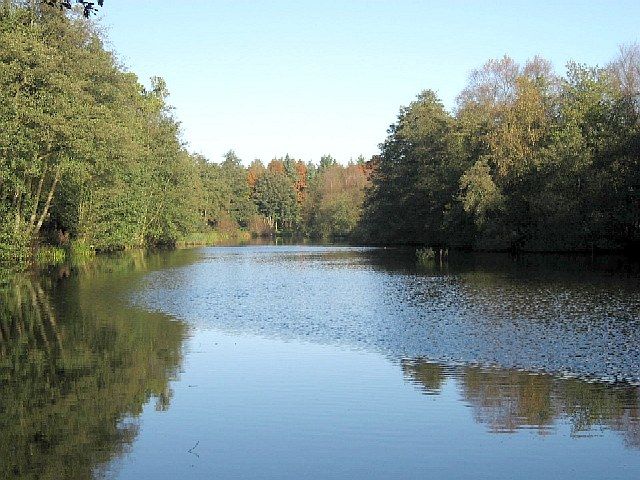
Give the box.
[173,229,252,248]
[3,229,253,273]
[33,242,96,268]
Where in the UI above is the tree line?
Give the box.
[361,50,640,252]
[0,3,369,265]
[193,151,370,242]
[2,1,639,267]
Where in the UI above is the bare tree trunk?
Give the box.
[27,159,48,232]
[32,163,61,237]
[13,190,22,234]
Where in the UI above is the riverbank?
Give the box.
[174,229,252,248]
[0,230,249,278]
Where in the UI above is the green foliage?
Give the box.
[5,2,636,257]
[0,4,205,264]
[0,205,29,264]
[319,154,338,170]
[220,150,257,227]
[175,229,251,248]
[362,90,471,246]
[303,163,369,239]
[253,170,299,231]
[361,51,640,252]
[0,2,370,261]
[34,246,66,266]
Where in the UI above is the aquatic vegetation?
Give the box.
[175,229,251,247]
[416,247,436,265]
[34,246,67,266]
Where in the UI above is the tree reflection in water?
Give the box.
[402,358,640,448]
[0,252,191,479]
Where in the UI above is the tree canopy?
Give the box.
[360,49,640,252]
[1,0,639,265]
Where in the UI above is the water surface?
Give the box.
[1,246,639,479]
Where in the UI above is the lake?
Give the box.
[1,245,640,479]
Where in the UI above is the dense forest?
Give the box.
[363,51,640,252]
[1,1,639,268]
[0,2,369,266]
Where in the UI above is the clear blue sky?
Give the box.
[100,1,639,164]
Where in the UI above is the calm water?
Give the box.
[1,246,640,479]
